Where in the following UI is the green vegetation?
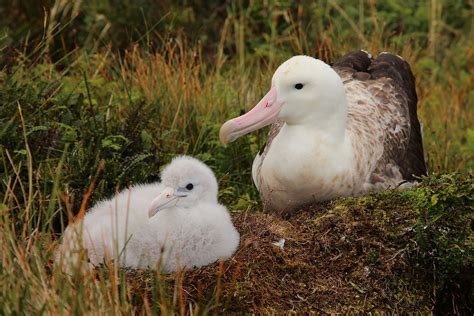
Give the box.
[0,0,472,314]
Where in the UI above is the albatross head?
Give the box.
[219,55,347,144]
[148,156,218,218]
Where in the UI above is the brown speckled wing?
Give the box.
[333,51,426,185]
[369,53,427,180]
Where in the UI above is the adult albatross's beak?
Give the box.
[219,87,283,144]
[148,187,185,218]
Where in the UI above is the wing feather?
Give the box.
[333,51,426,185]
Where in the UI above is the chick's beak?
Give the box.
[148,187,179,218]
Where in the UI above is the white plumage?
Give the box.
[57,156,240,273]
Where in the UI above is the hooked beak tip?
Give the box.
[219,120,236,145]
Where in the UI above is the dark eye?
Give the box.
[294,83,304,90]
[185,183,194,190]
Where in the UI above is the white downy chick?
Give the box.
[57,156,240,273]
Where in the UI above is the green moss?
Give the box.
[411,174,473,313]
[323,175,473,313]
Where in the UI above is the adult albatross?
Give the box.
[220,51,426,213]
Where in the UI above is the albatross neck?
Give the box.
[281,98,348,144]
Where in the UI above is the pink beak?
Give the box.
[148,187,179,218]
[219,87,283,144]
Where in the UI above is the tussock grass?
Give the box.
[0,0,473,313]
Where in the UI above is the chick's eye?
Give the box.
[294,83,304,90]
[185,183,194,190]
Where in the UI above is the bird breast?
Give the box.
[256,125,357,212]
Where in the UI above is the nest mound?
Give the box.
[173,200,426,313]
